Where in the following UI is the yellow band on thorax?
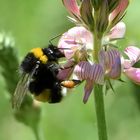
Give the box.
[30,48,48,64]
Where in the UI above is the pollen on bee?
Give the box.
[61,80,81,88]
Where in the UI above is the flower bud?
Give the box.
[80,0,94,31]
[91,0,102,11]
[96,0,109,35]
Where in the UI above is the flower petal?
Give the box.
[62,0,80,16]
[57,60,75,80]
[100,48,120,72]
[108,22,126,40]
[108,55,121,79]
[89,63,104,84]
[74,61,91,80]
[124,46,140,65]
[83,80,94,103]
[58,26,93,59]
[124,67,140,85]
[74,61,104,84]
[99,48,121,79]
[122,59,132,69]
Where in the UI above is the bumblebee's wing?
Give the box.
[12,73,30,109]
[12,63,40,109]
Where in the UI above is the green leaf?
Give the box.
[0,33,42,140]
[104,80,115,95]
[0,38,19,94]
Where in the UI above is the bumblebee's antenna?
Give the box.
[49,34,63,45]
[48,33,70,50]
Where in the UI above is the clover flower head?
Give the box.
[57,1,140,139]
[57,21,126,102]
[56,0,140,103]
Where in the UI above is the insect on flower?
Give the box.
[12,37,81,109]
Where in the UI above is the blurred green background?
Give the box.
[0,0,140,140]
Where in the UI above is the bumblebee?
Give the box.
[12,44,81,109]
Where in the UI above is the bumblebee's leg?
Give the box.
[47,63,60,77]
[61,79,82,88]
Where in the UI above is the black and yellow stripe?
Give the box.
[31,48,48,64]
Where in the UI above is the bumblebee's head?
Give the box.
[43,44,64,61]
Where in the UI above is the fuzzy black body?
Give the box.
[20,45,64,103]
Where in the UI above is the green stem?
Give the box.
[92,23,108,139]
[33,127,40,140]
[32,126,43,140]
[94,85,108,140]
[93,32,102,62]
